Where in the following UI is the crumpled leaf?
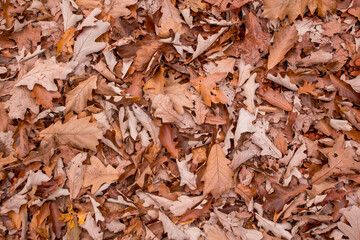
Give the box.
[40,116,103,151]
[203,144,234,198]
[83,156,119,194]
[132,104,160,143]
[15,57,73,91]
[190,72,228,107]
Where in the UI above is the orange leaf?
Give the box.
[31,84,61,109]
[125,72,144,102]
[257,87,293,111]
[143,66,165,95]
[298,81,318,96]
[190,72,227,106]
[56,26,76,55]
[159,124,179,158]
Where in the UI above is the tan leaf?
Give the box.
[190,72,227,107]
[267,25,298,70]
[204,0,253,11]
[104,0,137,18]
[184,0,207,12]
[60,0,83,31]
[15,57,73,91]
[159,0,184,26]
[65,75,98,114]
[40,116,103,151]
[75,0,102,8]
[191,27,226,61]
[203,144,234,198]
[31,84,61,109]
[0,153,18,169]
[132,40,163,71]
[257,87,293,112]
[298,81,318,96]
[81,213,103,240]
[262,0,337,23]
[159,124,179,158]
[143,67,166,95]
[330,74,360,106]
[83,156,119,194]
[203,224,229,240]
[66,153,87,200]
[164,82,193,115]
[338,205,360,240]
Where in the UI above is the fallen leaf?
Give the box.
[15,57,73,91]
[60,0,83,31]
[203,144,234,198]
[330,74,360,106]
[65,75,98,113]
[143,67,166,95]
[204,0,253,11]
[81,213,103,240]
[40,116,103,151]
[83,156,119,194]
[66,153,86,199]
[337,205,360,240]
[176,159,197,190]
[241,73,259,113]
[298,81,318,96]
[257,87,293,112]
[190,72,228,107]
[56,26,76,55]
[256,213,292,239]
[267,25,298,70]
[203,224,229,240]
[158,211,189,240]
[159,124,179,158]
[31,84,61,109]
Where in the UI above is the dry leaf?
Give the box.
[267,25,298,70]
[81,213,103,240]
[257,87,293,112]
[4,86,39,120]
[203,144,234,198]
[330,74,360,106]
[241,73,259,113]
[176,159,197,190]
[66,153,86,200]
[143,67,166,95]
[60,0,83,31]
[159,124,179,158]
[104,0,137,18]
[65,75,98,113]
[256,213,292,239]
[158,211,189,240]
[190,72,228,107]
[337,205,360,240]
[83,156,119,194]
[15,57,73,91]
[31,84,61,109]
[40,116,103,151]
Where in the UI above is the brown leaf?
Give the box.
[132,40,163,71]
[10,24,41,50]
[31,84,61,109]
[298,81,318,96]
[267,25,298,70]
[125,72,144,102]
[159,124,179,158]
[83,156,120,194]
[190,72,228,107]
[203,144,234,198]
[204,0,253,11]
[13,121,33,158]
[330,74,360,105]
[235,184,256,205]
[257,87,293,111]
[56,26,76,55]
[49,202,65,238]
[143,67,165,95]
[263,177,307,213]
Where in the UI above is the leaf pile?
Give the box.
[1,0,360,239]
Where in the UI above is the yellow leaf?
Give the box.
[83,156,120,194]
[40,116,103,151]
[77,212,87,225]
[267,25,298,70]
[203,144,233,198]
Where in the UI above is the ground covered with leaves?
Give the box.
[1,0,360,239]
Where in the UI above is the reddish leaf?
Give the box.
[159,124,179,158]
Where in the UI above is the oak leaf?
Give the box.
[330,74,360,106]
[15,57,73,91]
[203,144,234,198]
[31,84,61,109]
[40,116,103,151]
[257,87,293,112]
[66,153,86,200]
[159,124,179,158]
[298,81,318,96]
[143,67,165,95]
[184,0,207,12]
[267,25,298,70]
[83,156,119,194]
[104,0,137,18]
[60,0,83,31]
[191,27,226,61]
[338,205,360,240]
[65,75,98,113]
[204,0,253,11]
[190,72,227,107]
[312,135,360,185]
[132,40,163,71]
[81,213,103,240]
[262,0,337,23]
[56,26,76,55]
[164,80,193,115]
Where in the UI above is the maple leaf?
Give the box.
[312,135,360,185]
[72,20,110,65]
[31,84,61,109]
[267,25,298,70]
[83,156,119,194]
[338,205,360,240]
[203,144,234,198]
[40,116,103,151]
[15,57,73,91]
[65,75,98,113]
[159,124,179,158]
[190,72,227,107]
[262,0,337,23]
[104,0,137,18]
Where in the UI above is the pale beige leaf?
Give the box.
[60,0,83,31]
[4,86,39,120]
[234,108,256,148]
[15,57,73,91]
[241,73,259,114]
[176,159,197,190]
[159,0,184,25]
[40,116,103,151]
[203,144,234,198]
[266,73,298,91]
[251,120,282,158]
[81,213,103,240]
[65,75,97,113]
[267,25,298,70]
[164,83,193,114]
[338,205,360,240]
[0,194,27,214]
[72,20,109,65]
[83,156,119,194]
[88,195,105,223]
[104,0,137,18]
[256,213,292,239]
[203,224,229,240]
[66,153,87,200]
[158,211,189,240]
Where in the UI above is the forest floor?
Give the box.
[0,0,360,239]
